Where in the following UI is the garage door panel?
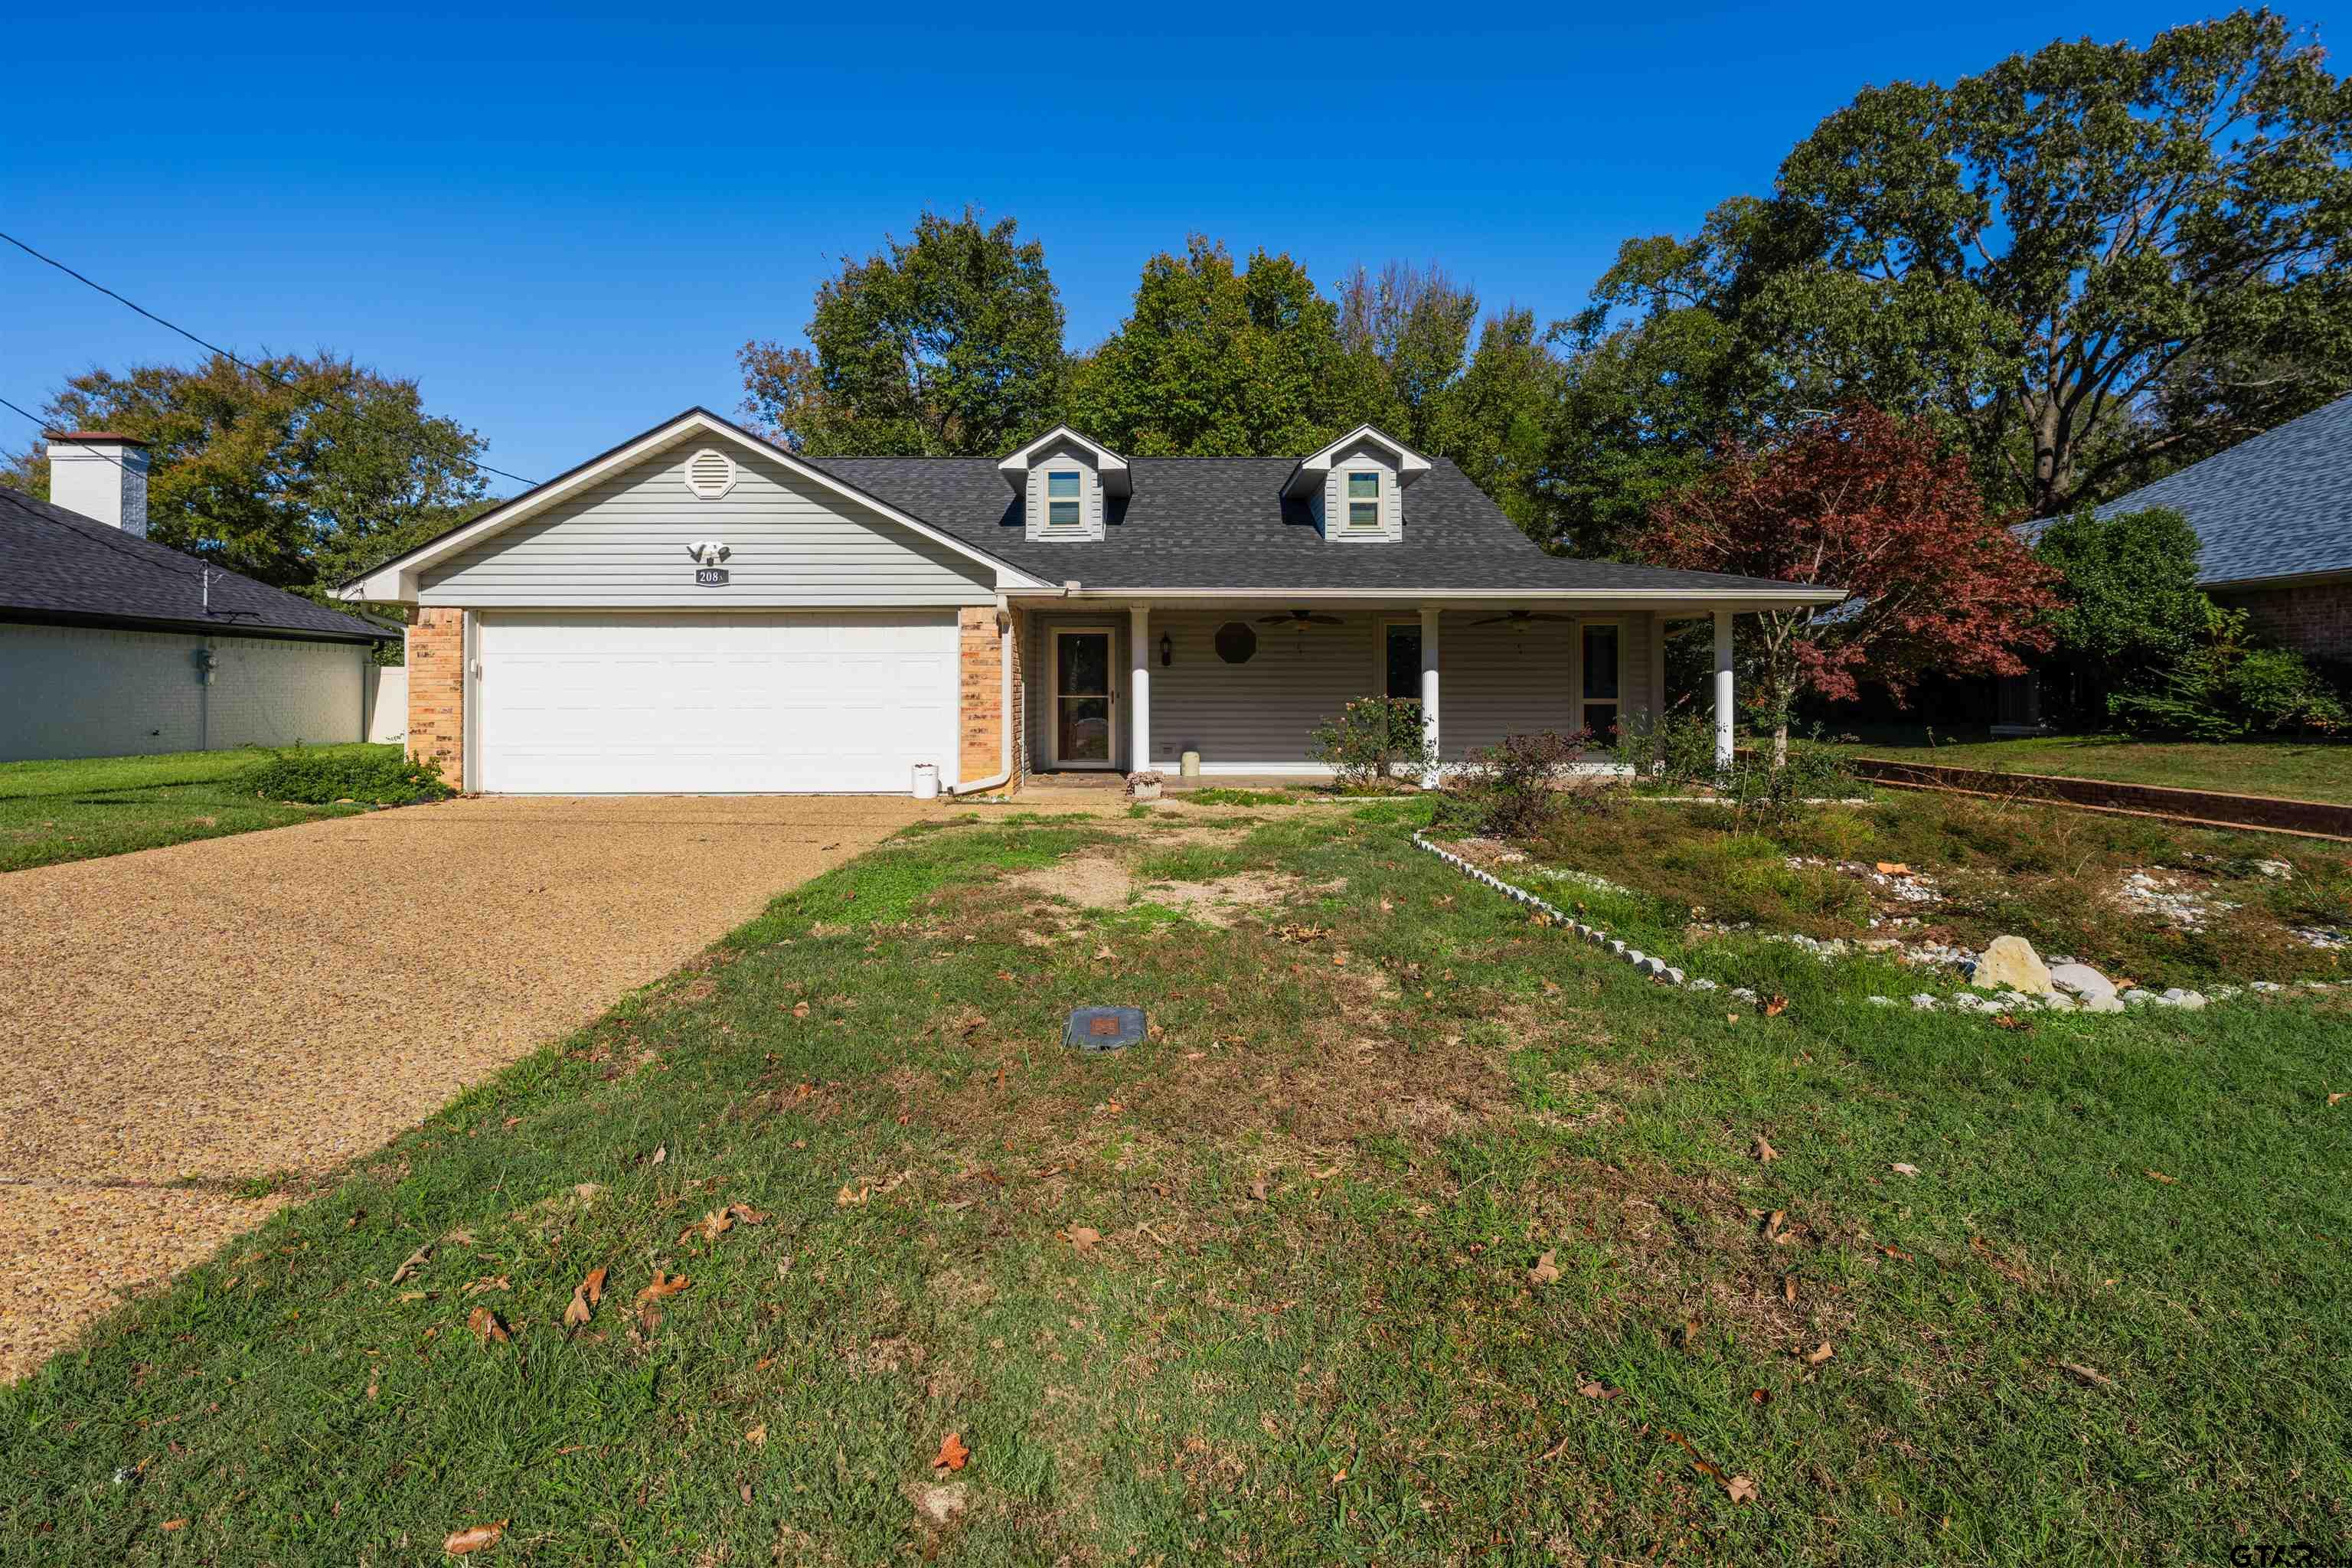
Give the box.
[477,612,956,792]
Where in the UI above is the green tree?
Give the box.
[2030,505,2216,721]
[1336,261,1480,451]
[737,207,1066,457]
[1563,11,2352,549]
[7,351,490,593]
[1436,309,1569,544]
[1065,237,1377,456]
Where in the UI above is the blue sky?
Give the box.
[6,2,2346,495]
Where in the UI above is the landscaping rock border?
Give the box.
[1410,831,2334,1021]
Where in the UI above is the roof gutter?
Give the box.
[1031,586,1849,606]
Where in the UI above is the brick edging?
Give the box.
[1844,757,2352,841]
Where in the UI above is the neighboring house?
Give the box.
[1,433,400,763]
[338,408,1842,795]
[2091,390,2352,664]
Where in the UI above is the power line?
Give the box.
[0,227,542,488]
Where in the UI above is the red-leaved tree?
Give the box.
[1635,407,2058,762]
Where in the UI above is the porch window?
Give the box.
[1580,622,1619,740]
[1346,471,1381,529]
[1383,622,1421,701]
[1047,470,1083,528]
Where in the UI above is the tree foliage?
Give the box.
[1063,237,1380,456]
[6,351,490,593]
[738,207,1066,456]
[1636,407,2059,756]
[2030,505,2215,720]
[1563,11,2352,549]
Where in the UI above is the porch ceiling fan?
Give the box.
[1471,608,1573,627]
[1256,609,1344,627]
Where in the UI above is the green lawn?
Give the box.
[4,802,2346,1563]
[0,745,396,872]
[1821,727,2352,804]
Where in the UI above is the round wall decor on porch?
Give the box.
[1214,622,1257,664]
[684,448,738,499]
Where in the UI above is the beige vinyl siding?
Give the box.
[420,434,995,607]
[1438,612,1576,759]
[1023,608,1663,773]
[1148,609,1375,771]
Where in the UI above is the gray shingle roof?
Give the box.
[2090,391,2352,586]
[809,453,1804,595]
[0,486,395,642]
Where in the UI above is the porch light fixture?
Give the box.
[1158,631,1172,667]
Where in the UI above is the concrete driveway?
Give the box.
[0,794,930,1380]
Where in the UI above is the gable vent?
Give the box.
[684,448,738,499]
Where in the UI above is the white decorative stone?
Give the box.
[2047,962,2118,1005]
[1866,995,1896,1006]
[1910,994,1941,1010]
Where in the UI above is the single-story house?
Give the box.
[338,408,1844,794]
[1,433,400,763]
[2091,390,2352,663]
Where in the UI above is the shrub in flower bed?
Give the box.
[239,745,452,806]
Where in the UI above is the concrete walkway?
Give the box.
[0,794,929,1381]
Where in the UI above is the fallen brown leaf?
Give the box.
[1065,1226,1102,1253]
[1762,995,1788,1018]
[1677,1314,1704,1352]
[792,1001,811,1018]
[1753,1134,1779,1164]
[1528,1249,1561,1286]
[388,1243,433,1286]
[1803,1341,1834,1367]
[1726,1475,1760,1504]
[161,1518,188,1531]
[635,1269,691,1303]
[1874,861,1910,875]
[727,1203,769,1225]
[1247,1174,1269,1202]
[681,1208,734,1244]
[1576,1380,1621,1400]
[2059,1360,2116,1389]
[746,1423,767,1446]
[564,1266,608,1329]
[1878,1244,1913,1261]
[1890,1161,1920,1177]
[1781,1274,1798,1306]
[466,1306,511,1345]
[443,1520,507,1556]
[462,1274,511,1297]
[2331,1092,2347,1106]
[933,1431,970,1472]
[836,1184,871,1206]
[2145,1169,2177,1184]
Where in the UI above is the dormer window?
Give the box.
[1284,424,1429,544]
[1047,470,1083,530]
[999,426,1130,542]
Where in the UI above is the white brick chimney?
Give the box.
[47,431,150,537]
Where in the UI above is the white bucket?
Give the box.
[911,763,939,800]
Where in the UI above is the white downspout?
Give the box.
[946,597,1016,795]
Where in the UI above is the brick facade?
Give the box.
[957,606,1025,792]
[2213,580,2352,665]
[406,606,466,787]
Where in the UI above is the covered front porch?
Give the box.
[1014,599,1746,782]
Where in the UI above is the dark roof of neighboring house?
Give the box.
[809,453,1805,596]
[0,486,397,642]
[2089,391,2352,587]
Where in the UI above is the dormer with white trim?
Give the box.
[998,426,1129,543]
[1282,424,1431,544]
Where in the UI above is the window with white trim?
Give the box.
[1047,470,1083,529]
[1346,471,1381,529]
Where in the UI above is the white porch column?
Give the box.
[1129,604,1151,773]
[1419,606,1442,788]
[1712,609,1735,769]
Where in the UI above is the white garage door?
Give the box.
[476,612,958,793]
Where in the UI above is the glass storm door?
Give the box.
[1054,629,1116,767]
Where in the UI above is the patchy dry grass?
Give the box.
[4,806,2347,1564]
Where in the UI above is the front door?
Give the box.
[1050,628,1117,768]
